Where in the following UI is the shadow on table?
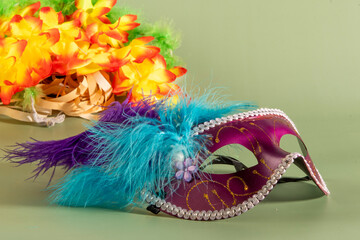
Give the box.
[0,161,326,221]
[0,116,40,127]
[262,181,325,202]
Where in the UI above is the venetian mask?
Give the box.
[5,94,329,221]
[144,108,329,220]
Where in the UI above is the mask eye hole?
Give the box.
[279,134,308,156]
[200,144,258,174]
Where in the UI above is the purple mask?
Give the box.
[144,108,330,220]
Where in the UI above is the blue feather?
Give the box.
[49,90,257,208]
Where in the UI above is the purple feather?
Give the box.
[3,98,160,183]
[3,133,92,183]
[98,97,159,123]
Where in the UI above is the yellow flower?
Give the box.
[9,15,57,81]
[0,2,41,38]
[113,54,186,102]
[0,0,188,106]
[0,14,59,103]
[75,42,130,75]
[73,0,117,26]
[0,38,31,104]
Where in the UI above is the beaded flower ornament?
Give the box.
[0,0,186,126]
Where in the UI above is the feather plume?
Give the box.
[4,90,256,208]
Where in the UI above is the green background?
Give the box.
[0,0,359,239]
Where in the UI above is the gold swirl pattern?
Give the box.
[186,180,236,210]
[215,126,261,155]
[252,170,270,180]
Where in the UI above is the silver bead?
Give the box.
[223,208,230,219]
[197,211,205,221]
[274,173,282,180]
[229,207,236,217]
[284,158,292,164]
[155,199,164,208]
[172,207,179,215]
[143,192,150,200]
[241,204,248,213]
[166,204,174,213]
[246,201,254,209]
[266,182,273,190]
[184,210,191,220]
[270,178,278,185]
[216,209,224,220]
[257,193,265,200]
[235,205,241,214]
[203,211,211,221]
[210,211,217,220]
[190,210,199,220]
[145,194,154,203]
[280,161,288,168]
[177,209,185,218]
[161,202,168,211]
[261,189,270,196]
[154,197,161,204]
[250,197,259,205]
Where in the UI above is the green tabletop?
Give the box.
[0,0,359,239]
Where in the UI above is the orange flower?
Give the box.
[85,14,140,47]
[113,54,186,102]
[0,14,60,103]
[9,15,57,80]
[0,0,188,106]
[74,0,139,47]
[0,39,31,104]
[74,42,130,75]
[37,7,89,75]
[124,36,161,63]
[73,0,117,26]
[0,2,41,38]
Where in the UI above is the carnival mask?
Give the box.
[144,108,330,220]
[5,92,329,221]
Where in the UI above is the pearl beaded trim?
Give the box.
[143,152,301,221]
[192,108,299,136]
